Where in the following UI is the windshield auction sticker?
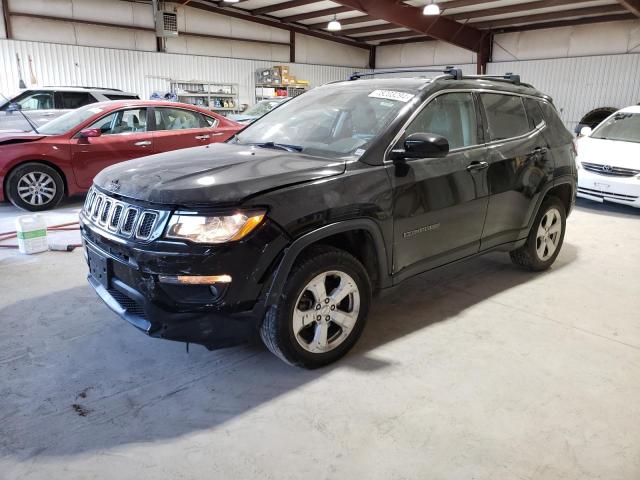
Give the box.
[368,90,415,103]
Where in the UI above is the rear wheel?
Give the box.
[260,246,371,368]
[510,195,566,271]
[6,162,64,211]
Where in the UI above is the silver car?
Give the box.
[0,86,139,132]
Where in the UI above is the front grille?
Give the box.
[578,186,639,201]
[108,288,148,319]
[582,162,640,177]
[82,187,168,242]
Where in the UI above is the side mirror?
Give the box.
[79,128,102,138]
[6,102,21,112]
[391,133,449,161]
[579,126,592,137]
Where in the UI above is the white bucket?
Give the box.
[15,214,48,254]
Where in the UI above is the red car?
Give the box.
[0,100,243,211]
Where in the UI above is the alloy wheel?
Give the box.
[535,207,562,261]
[292,270,360,354]
[17,172,57,207]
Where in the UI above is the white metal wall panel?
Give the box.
[0,0,6,39]
[487,54,640,131]
[377,40,477,69]
[0,39,363,105]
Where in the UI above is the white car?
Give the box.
[575,106,640,208]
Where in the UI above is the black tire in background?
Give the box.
[6,162,65,211]
[260,245,372,369]
[510,195,566,271]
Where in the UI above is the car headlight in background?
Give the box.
[166,212,265,243]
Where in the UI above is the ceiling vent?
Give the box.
[156,11,178,37]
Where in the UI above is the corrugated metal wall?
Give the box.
[0,39,365,106]
[487,54,640,131]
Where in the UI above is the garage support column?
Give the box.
[2,0,11,39]
[289,30,295,63]
[476,33,492,74]
[369,45,376,70]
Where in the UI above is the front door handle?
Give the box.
[211,132,225,137]
[195,134,210,140]
[134,140,151,147]
[533,147,548,154]
[466,161,489,172]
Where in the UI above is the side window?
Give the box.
[480,93,530,141]
[59,92,94,109]
[523,98,544,129]
[405,92,478,150]
[202,115,219,128]
[155,108,203,131]
[87,108,147,135]
[16,91,55,110]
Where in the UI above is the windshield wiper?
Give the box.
[249,141,304,152]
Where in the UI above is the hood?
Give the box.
[577,136,640,170]
[94,142,346,206]
[0,132,47,145]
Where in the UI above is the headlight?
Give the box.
[166,212,265,243]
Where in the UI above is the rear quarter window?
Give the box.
[538,100,573,146]
[480,93,530,141]
[104,94,140,100]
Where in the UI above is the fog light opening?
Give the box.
[158,274,232,285]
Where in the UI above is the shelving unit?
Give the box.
[255,84,308,102]
[170,80,239,115]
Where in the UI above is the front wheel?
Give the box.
[510,195,566,271]
[260,246,371,368]
[6,162,64,211]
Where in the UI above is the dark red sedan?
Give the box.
[0,100,243,211]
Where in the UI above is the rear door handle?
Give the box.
[211,132,225,137]
[466,161,489,172]
[195,135,210,140]
[134,140,151,147]
[533,147,548,154]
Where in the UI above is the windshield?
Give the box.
[591,112,640,143]
[38,105,107,135]
[232,84,417,159]
[244,99,285,117]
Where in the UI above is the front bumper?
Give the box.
[80,213,288,349]
[577,168,640,208]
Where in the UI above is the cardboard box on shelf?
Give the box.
[274,65,290,77]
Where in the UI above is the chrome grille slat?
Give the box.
[81,187,166,243]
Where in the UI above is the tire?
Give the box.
[6,162,64,211]
[260,245,372,369]
[510,195,566,271]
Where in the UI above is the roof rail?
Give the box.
[348,68,526,86]
[43,86,125,92]
[348,66,463,81]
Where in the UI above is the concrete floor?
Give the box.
[1,197,639,480]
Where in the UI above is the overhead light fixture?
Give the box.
[423,1,440,15]
[327,15,342,31]
[223,0,240,3]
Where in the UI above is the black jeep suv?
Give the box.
[80,69,577,368]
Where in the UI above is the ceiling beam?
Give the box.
[251,0,320,16]
[186,0,370,49]
[358,31,432,42]
[331,0,485,51]
[377,37,435,47]
[473,4,627,29]
[279,6,351,23]
[341,23,403,35]
[616,0,640,16]
[437,0,493,10]
[447,0,593,21]
[306,14,374,28]
[495,12,637,32]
